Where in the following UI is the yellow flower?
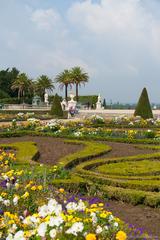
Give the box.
[22,192,29,199]
[85,233,96,240]
[1,192,7,197]
[8,220,15,225]
[59,188,64,193]
[100,212,107,218]
[15,183,20,190]
[31,186,36,191]
[90,204,97,208]
[98,203,104,207]
[37,185,43,190]
[16,170,24,176]
[116,231,127,240]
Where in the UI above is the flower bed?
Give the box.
[0,148,149,239]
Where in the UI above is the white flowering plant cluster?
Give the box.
[42,119,61,132]
[2,197,129,240]
[89,115,105,125]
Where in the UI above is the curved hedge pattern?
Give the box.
[1,132,160,207]
[73,145,160,207]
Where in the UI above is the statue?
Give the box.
[68,92,77,118]
[44,92,49,106]
[61,99,68,110]
[96,94,102,110]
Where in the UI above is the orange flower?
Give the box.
[85,233,96,240]
[116,231,127,240]
[59,188,65,193]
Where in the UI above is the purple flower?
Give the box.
[0,180,7,188]
[0,209,4,215]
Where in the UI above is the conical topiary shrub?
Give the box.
[50,94,63,118]
[134,88,153,119]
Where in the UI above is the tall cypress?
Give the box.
[50,94,63,118]
[134,88,153,119]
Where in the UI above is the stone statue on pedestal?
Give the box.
[96,94,103,110]
[61,99,68,110]
[68,93,77,118]
[44,92,49,106]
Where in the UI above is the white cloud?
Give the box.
[31,8,60,31]
[68,0,153,38]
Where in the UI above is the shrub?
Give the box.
[102,186,146,205]
[50,93,63,117]
[134,88,153,119]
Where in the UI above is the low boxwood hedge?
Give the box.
[0,141,39,164]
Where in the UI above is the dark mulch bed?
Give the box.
[96,141,156,159]
[107,200,160,238]
[0,136,84,165]
[0,137,156,164]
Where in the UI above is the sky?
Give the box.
[1,0,160,103]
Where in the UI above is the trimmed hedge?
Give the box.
[0,142,39,164]
[59,140,111,169]
[134,87,153,119]
[1,129,160,145]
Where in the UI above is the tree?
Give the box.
[11,73,31,102]
[103,98,107,109]
[36,75,54,101]
[50,93,63,117]
[0,67,19,97]
[55,69,72,101]
[71,66,89,102]
[134,87,153,119]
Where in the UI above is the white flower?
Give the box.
[90,212,97,224]
[96,225,103,234]
[9,224,17,233]
[6,182,11,189]
[30,216,39,224]
[49,229,57,239]
[66,222,84,236]
[108,214,114,221]
[104,225,109,231]
[49,216,64,227]
[74,131,82,137]
[37,222,47,237]
[77,200,86,211]
[113,222,119,228]
[48,199,62,215]
[13,196,19,205]
[4,199,10,206]
[6,233,13,240]
[38,205,48,218]
[14,230,25,240]
[0,196,3,202]
[66,202,77,211]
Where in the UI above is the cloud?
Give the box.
[1,0,160,102]
[68,0,153,38]
[31,8,60,31]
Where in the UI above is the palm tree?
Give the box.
[11,73,31,102]
[36,75,54,101]
[71,66,89,102]
[55,69,73,101]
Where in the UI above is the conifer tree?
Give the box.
[134,88,153,119]
[50,94,63,117]
[103,98,107,109]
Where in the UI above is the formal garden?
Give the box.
[1,109,160,239]
[0,68,160,239]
